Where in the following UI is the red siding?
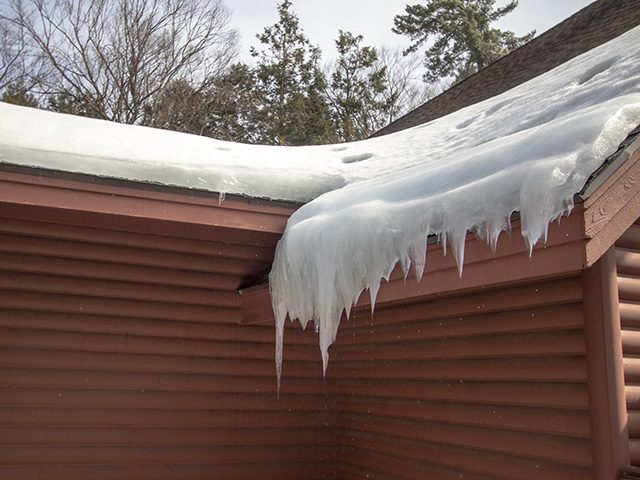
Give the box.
[617,220,640,465]
[331,274,593,480]
[0,186,332,480]
[3,167,637,480]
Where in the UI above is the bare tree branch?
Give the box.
[376,46,442,124]
[4,0,238,123]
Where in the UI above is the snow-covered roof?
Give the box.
[375,0,640,136]
[271,25,640,382]
[1,26,640,383]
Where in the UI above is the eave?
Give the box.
[0,165,299,293]
[242,130,640,324]
[3,128,640,328]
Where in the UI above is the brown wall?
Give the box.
[241,202,626,479]
[0,184,332,479]
[2,168,636,479]
[617,219,640,466]
[331,274,594,480]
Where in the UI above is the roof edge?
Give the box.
[582,131,640,266]
[0,161,304,210]
[0,167,298,249]
[580,126,640,200]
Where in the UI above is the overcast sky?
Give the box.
[230,0,594,63]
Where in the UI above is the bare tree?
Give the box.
[2,0,238,123]
[0,14,32,89]
[376,46,442,124]
[0,19,19,88]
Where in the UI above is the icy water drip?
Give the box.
[270,26,640,386]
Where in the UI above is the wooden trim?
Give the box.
[0,170,295,233]
[0,164,303,212]
[584,142,640,266]
[239,285,274,325]
[0,170,297,249]
[583,247,630,479]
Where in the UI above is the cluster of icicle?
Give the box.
[270,25,640,387]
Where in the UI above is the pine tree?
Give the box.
[327,31,388,142]
[204,63,265,143]
[393,0,535,83]
[47,90,101,118]
[250,0,335,145]
[143,64,267,144]
[1,82,39,108]
[144,80,208,134]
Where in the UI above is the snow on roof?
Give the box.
[270,25,640,384]
[1,26,640,383]
[374,0,640,137]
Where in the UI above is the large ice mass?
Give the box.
[1,27,640,386]
[270,26,640,384]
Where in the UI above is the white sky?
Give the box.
[230,0,594,63]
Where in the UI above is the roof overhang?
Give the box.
[3,128,640,324]
[242,130,640,324]
[0,163,298,243]
[0,165,299,291]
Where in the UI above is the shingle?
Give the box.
[373,0,640,136]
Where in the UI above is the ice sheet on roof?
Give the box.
[1,27,640,385]
[270,25,640,385]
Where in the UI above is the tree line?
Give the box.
[0,0,532,145]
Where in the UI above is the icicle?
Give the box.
[267,30,640,385]
[410,235,428,282]
[449,229,467,278]
[369,281,381,314]
[382,261,396,281]
[485,216,509,253]
[274,310,285,393]
[400,253,411,280]
[344,302,352,320]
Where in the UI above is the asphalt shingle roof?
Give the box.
[373,0,640,136]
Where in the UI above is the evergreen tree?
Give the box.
[1,82,38,108]
[144,79,209,135]
[327,31,388,142]
[251,0,334,145]
[393,0,535,83]
[47,91,99,118]
[204,63,265,143]
[144,64,267,144]
[299,74,338,145]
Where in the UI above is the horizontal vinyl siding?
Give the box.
[616,219,640,466]
[0,215,332,480]
[332,276,592,480]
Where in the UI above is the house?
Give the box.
[1,1,640,479]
